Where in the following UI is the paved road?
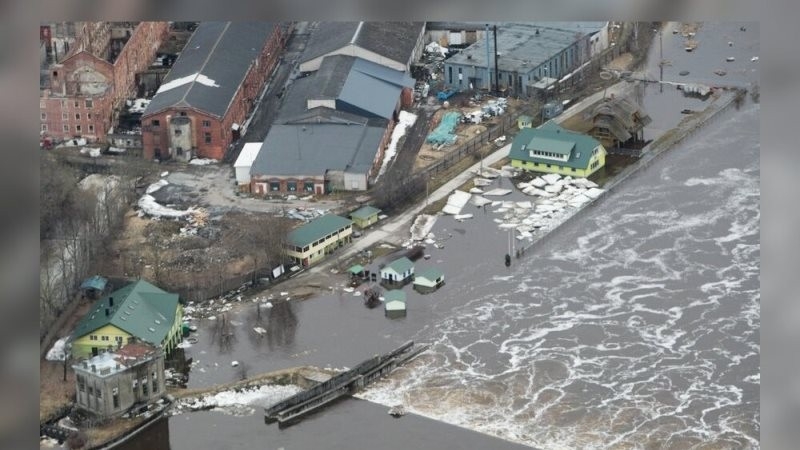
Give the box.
[223,22,315,163]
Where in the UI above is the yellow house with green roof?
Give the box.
[285,214,353,267]
[509,121,607,178]
[69,280,183,359]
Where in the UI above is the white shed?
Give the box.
[235,142,262,185]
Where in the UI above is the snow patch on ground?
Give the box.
[46,337,68,361]
[189,158,219,166]
[410,214,438,241]
[376,111,417,182]
[138,194,194,218]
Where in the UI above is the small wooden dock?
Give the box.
[264,341,428,427]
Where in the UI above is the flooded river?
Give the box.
[117,22,758,449]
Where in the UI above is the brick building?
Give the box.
[39,22,169,144]
[141,22,288,161]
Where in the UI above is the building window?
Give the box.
[61,99,66,109]
[87,386,93,397]
[287,181,297,192]
[304,181,314,192]
[85,99,93,108]
[74,101,79,108]
[202,120,211,127]
[174,129,182,136]
[53,71,58,78]
[179,111,187,117]
[571,167,576,172]
[448,66,453,84]
[270,182,280,191]
[89,125,94,133]
[40,99,46,109]
[62,112,68,120]
[152,371,158,393]
[41,112,47,120]
[96,387,102,399]
[90,335,98,341]
[204,132,212,144]
[112,387,119,408]
[101,335,109,341]
[142,377,149,396]
[41,124,48,132]
[75,113,81,120]
[151,119,160,127]
[76,125,81,133]
[63,125,69,132]
[77,376,85,392]
[87,113,92,120]
[115,336,122,343]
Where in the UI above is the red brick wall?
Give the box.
[111,22,169,112]
[142,25,287,160]
[40,22,168,144]
[250,176,325,196]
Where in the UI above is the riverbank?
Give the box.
[60,366,335,450]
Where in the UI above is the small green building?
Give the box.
[384,290,407,318]
[413,267,445,293]
[349,205,382,229]
[517,115,533,130]
[380,257,415,287]
[509,121,607,178]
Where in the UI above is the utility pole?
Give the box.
[659,28,664,93]
[493,25,499,95]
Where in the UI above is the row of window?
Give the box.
[43,123,95,133]
[151,118,212,128]
[88,335,123,342]
[40,99,93,110]
[270,181,315,192]
[527,161,581,172]
[41,112,94,121]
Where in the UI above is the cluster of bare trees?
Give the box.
[39,153,137,341]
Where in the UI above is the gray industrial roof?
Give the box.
[301,22,424,68]
[143,22,276,118]
[445,22,606,73]
[250,121,386,177]
[278,56,412,122]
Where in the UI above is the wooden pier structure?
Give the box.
[264,341,428,427]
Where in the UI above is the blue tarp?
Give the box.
[80,275,108,291]
[426,111,461,146]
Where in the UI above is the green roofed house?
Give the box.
[384,290,407,318]
[70,280,183,359]
[380,256,415,287]
[285,214,353,267]
[509,121,607,178]
[413,267,445,293]
[349,205,382,229]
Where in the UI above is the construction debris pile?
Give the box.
[138,179,210,237]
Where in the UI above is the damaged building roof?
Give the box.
[446,22,606,73]
[300,22,424,69]
[143,22,276,118]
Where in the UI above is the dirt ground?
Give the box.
[412,97,523,172]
